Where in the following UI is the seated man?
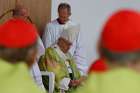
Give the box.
[74,10,140,93]
[39,25,84,92]
[0,16,44,93]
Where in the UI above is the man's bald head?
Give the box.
[13,4,29,18]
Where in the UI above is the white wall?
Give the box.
[51,0,140,67]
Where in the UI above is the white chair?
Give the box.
[41,71,55,93]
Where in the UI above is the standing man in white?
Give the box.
[42,3,88,76]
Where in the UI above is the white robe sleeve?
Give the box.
[36,37,45,59]
[30,37,46,91]
[42,23,56,48]
[30,62,45,91]
[73,30,88,76]
[59,78,71,91]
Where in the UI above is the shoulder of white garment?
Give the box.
[48,19,79,29]
[46,19,64,30]
[67,20,79,26]
[48,19,59,26]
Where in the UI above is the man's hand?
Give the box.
[69,76,87,87]
[69,80,80,87]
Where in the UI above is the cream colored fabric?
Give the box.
[60,25,80,43]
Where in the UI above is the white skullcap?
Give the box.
[60,25,80,43]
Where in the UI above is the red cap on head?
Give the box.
[101,10,140,53]
[88,58,107,73]
[0,18,37,48]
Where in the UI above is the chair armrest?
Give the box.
[41,71,55,93]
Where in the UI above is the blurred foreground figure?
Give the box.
[12,4,45,90]
[74,10,140,93]
[0,14,44,93]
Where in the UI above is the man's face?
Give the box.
[59,38,72,53]
[21,8,29,18]
[58,8,70,24]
